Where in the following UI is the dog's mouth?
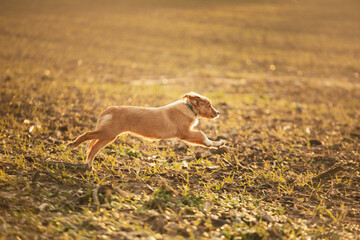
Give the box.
[212,114,220,119]
[201,114,218,119]
[210,112,220,119]
[199,107,220,119]
[208,109,220,119]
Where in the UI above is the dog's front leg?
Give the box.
[182,131,225,148]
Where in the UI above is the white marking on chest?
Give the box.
[99,114,113,126]
[190,119,199,130]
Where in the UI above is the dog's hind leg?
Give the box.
[68,130,109,148]
[87,139,97,151]
[86,137,115,169]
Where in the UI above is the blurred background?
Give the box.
[1,0,359,85]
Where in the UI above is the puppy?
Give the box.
[68,92,225,169]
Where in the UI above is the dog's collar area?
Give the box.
[186,101,197,118]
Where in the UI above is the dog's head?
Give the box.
[182,92,220,119]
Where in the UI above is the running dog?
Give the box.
[68,92,225,169]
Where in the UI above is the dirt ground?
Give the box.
[0,0,359,239]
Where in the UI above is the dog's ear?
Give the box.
[182,94,189,99]
[182,92,198,99]
[183,92,201,106]
[191,97,201,106]
[182,92,192,99]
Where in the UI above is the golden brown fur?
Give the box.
[68,92,225,169]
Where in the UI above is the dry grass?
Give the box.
[0,0,359,239]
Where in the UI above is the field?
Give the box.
[1,0,360,239]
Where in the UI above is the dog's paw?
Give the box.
[213,140,226,147]
[85,164,95,171]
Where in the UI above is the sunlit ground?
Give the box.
[0,0,359,239]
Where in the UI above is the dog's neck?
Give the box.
[186,101,197,118]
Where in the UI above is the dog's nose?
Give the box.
[216,111,220,115]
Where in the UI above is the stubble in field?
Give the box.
[0,0,359,239]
